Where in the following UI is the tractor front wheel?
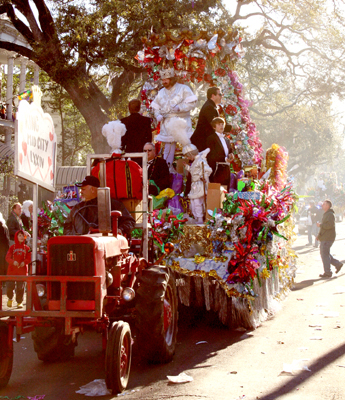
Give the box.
[32,326,77,362]
[135,266,178,363]
[0,322,13,388]
[105,321,132,394]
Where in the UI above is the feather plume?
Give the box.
[165,117,190,146]
[200,148,210,158]
[101,121,126,152]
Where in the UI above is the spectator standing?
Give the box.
[316,200,343,278]
[0,212,10,279]
[306,202,316,246]
[314,202,323,248]
[7,203,24,245]
[121,99,152,166]
[0,104,6,119]
[5,230,31,308]
[21,200,33,234]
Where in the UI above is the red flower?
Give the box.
[225,104,237,116]
[215,68,227,77]
[175,49,186,61]
[203,73,213,83]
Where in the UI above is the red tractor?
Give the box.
[0,153,178,394]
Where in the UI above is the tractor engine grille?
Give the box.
[49,243,95,300]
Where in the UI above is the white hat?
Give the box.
[159,68,176,79]
[182,143,198,155]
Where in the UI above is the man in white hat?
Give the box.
[151,68,197,168]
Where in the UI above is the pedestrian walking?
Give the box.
[316,199,343,278]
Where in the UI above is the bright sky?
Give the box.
[12,0,345,131]
[222,0,345,131]
[223,0,265,32]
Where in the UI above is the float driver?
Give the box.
[63,176,135,236]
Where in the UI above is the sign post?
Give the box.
[14,86,56,273]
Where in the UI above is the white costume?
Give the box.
[184,149,212,223]
[151,70,197,167]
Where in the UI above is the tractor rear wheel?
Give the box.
[135,266,178,363]
[32,326,76,362]
[105,321,132,394]
[0,322,13,388]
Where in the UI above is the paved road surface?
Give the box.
[1,221,345,400]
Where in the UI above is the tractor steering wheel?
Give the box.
[72,205,99,235]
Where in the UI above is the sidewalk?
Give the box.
[119,224,345,400]
[1,226,344,400]
[1,285,27,311]
[219,226,345,400]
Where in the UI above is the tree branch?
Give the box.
[88,80,112,113]
[0,40,35,59]
[0,3,34,43]
[32,0,57,40]
[250,91,308,117]
[11,0,44,41]
[116,58,145,74]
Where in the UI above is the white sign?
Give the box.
[15,99,56,192]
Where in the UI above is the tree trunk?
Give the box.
[58,96,66,165]
[62,80,110,154]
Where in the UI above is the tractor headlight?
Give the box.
[122,287,135,302]
[106,271,113,288]
[36,284,46,298]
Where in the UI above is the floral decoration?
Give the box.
[136,29,263,168]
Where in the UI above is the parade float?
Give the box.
[134,29,298,329]
[35,29,298,330]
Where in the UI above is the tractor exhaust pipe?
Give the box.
[97,159,112,235]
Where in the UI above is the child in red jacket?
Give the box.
[5,230,31,308]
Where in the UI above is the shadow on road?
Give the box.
[292,245,309,251]
[128,305,251,391]
[295,248,319,255]
[292,274,344,292]
[2,306,248,399]
[291,279,319,291]
[259,342,345,400]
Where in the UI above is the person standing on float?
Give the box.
[191,86,228,152]
[151,68,197,169]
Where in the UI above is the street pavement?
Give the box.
[0,221,344,399]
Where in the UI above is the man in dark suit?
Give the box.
[0,212,9,278]
[143,142,170,196]
[121,99,152,166]
[191,87,223,151]
[206,117,234,186]
[7,203,24,245]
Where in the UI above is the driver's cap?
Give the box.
[76,175,100,188]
